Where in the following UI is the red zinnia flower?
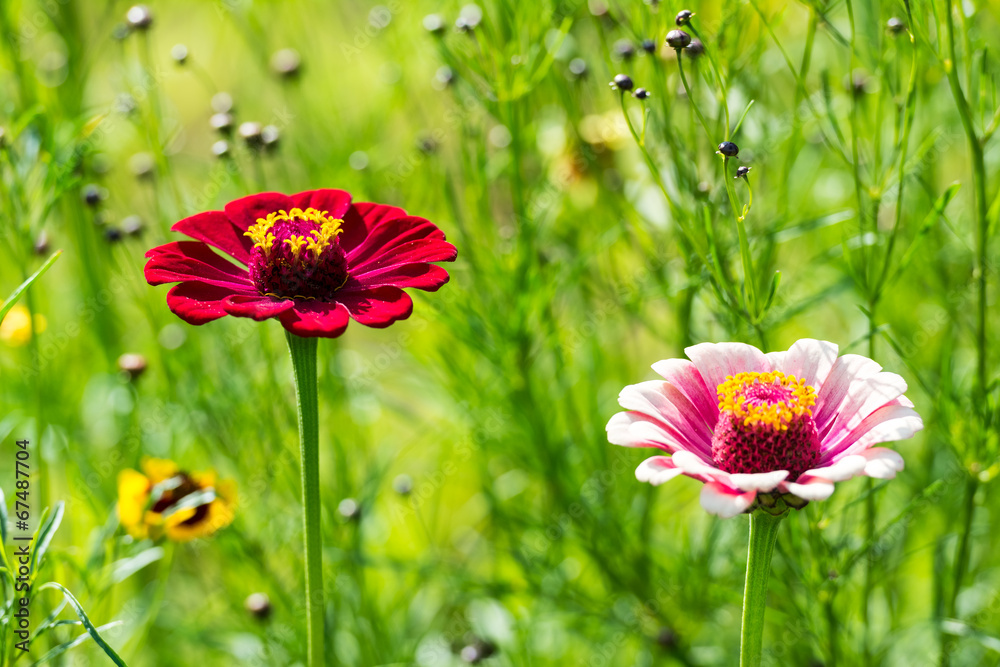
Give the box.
[144,190,457,337]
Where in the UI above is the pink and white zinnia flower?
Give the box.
[607,340,923,518]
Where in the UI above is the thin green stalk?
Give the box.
[286,332,325,667]
[676,52,714,145]
[723,157,757,317]
[741,511,785,667]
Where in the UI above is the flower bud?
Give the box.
[610,73,633,91]
[675,9,694,25]
[211,92,234,114]
[423,13,446,34]
[238,122,264,149]
[212,140,231,159]
[686,39,705,57]
[613,39,636,61]
[717,141,739,157]
[122,215,144,236]
[887,17,905,35]
[641,38,657,54]
[735,165,751,179]
[633,88,650,100]
[126,5,153,30]
[665,29,691,49]
[170,44,188,65]
[270,48,301,78]
[244,593,272,620]
[118,353,147,379]
[338,498,360,520]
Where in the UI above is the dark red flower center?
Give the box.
[244,207,349,299]
[710,371,821,476]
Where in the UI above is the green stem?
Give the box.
[286,332,325,667]
[740,511,785,667]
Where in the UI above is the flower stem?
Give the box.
[741,510,785,667]
[286,332,325,667]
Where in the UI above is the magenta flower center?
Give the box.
[710,371,821,477]
[243,208,349,299]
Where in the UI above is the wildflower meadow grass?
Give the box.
[0,1,998,665]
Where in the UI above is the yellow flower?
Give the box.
[117,457,237,542]
[0,304,47,347]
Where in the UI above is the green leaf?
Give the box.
[30,502,64,582]
[29,621,124,666]
[0,486,9,557]
[732,99,755,137]
[37,582,129,666]
[109,547,164,584]
[0,251,62,323]
[888,182,960,285]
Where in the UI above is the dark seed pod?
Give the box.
[614,39,636,61]
[887,17,905,35]
[244,593,272,620]
[686,39,705,57]
[657,627,679,648]
[270,48,301,78]
[641,38,657,54]
[735,165,751,179]
[126,5,153,30]
[211,140,231,159]
[117,353,147,379]
[82,184,103,207]
[610,73,633,91]
[238,122,264,149]
[460,638,497,664]
[393,474,413,495]
[338,498,360,520]
[423,14,446,34]
[568,58,587,77]
[261,125,280,151]
[675,9,694,25]
[122,215,144,236]
[170,44,188,64]
[210,112,234,134]
[104,226,123,243]
[633,88,650,100]
[665,29,691,49]
[717,141,739,157]
[211,92,234,114]
[33,231,49,255]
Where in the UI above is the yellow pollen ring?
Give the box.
[244,208,344,255]
[716,371,817,431]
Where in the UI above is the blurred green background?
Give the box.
[1,0,999,665]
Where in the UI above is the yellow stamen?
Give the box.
[284,235,309,256]
[716,371,816,431]
[244,208,344,256]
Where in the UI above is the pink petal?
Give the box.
[728,470,789,492]
[699,482,756,518]
[224,192,294,231]
[172,210,254,265]
[670,450,727,480]
[860,447,905,479]
[650,358,719,426]
[606,411,694,453]
[145,241,254,290]
[617,381,713,456]
[221,294,294,321]
[776,339,839,387]
[781,476,835,501]
[801,455,867,482]
[635,457,685,486]
[278,301,350,338]
[813,354,883,434]
[337,286,413,328]
[289,189,353,219]
[165,282,240,325]
[820,403,923,463]
[819,371,908,442]
[684,342,770,392]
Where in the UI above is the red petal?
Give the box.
[339,202,408,255]
[351,238,457,274]
[337,286,413,328]
[289,189,353,219]
[223,192,293,231]
[346,263,451,292]
[172,210,254,264]
[222,294,295,321]
[345,207,450,266]
[145,241,254,289]
[278,301,350,338]
[165,282,241,325]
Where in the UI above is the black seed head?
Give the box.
[122,215,144,236]
[238,121,264,148]
[568,58,587,77]
[614,39,636,61]
[611,73,633,91]
[126,5,153,30]
[338,498,361,520]
[270,48,301,78]
[657,627,679,648]
[210,112,234,134]
[665,29,691,49]
[261,125,280,150]
[244,593,272,620]
[686,39,705,57]
[423,13,446,34]
[735,165,751,179]
[675,9,694,25]
[212,140,231,159]
[460,638,497,664]
[83,184,103,206]
[633,88,650,100]
[887,17,905,34]
[117,353,147,379]
[104,226,123,243]
[641,38,657,54]
[170,44,188,65]
[33,231,49,255]
[717,141,739,157]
